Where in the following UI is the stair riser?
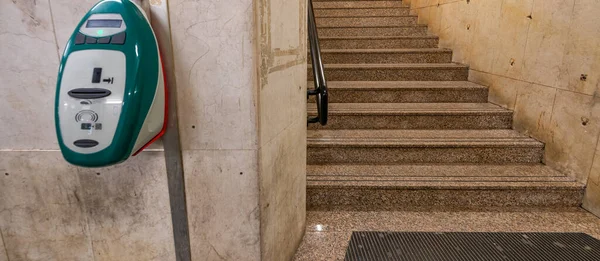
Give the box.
[308,67,469,81]
[319,38,439,49]
[308,89,488,103]
[307,114,513,129]
[320,27,428,37]
[316,17,417,27]
[314,2,406,8]
[315,8,410,17]
[311,52,452,63]
[307,147,544,164]
[307,188,584,210]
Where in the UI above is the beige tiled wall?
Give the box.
[406,0,600,215]
[0,0,175,260]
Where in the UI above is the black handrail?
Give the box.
[307,0,328,125]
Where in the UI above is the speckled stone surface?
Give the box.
[312,48,453,64]
[319,36,439,49]
[308,81,488,103]
[307,129,544,164]
[308,63,469,81]
[313,1,406,8]
[315,7,410,17]
[316,16,417,27]
[308,146,544,165]
[308,188,583,210]
[308,103,512,129]
[301,0,589,241]
[319,25,429,37]
[293,208,600,260]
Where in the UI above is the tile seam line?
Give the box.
[47,0,62,64]
[469,69,595,97]
[0,229,9,261]
[409,0,462,11]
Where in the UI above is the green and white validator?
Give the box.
[55,0,167,167]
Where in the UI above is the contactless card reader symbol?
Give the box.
[55,0,167,167]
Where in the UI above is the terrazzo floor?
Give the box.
[292,207,600,260]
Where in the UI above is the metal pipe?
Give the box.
[307,0,328,125]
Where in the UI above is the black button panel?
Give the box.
[85,37,97,44]
[111,32,126,45]
[98,37,110,44]
[77,32,127,45]
[75,33,85,45]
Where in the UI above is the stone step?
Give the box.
[319,25,429,37]
[307,81,488,103]
[315,7,410,17]
[316,16,417,27]
[319,36,439,49]
[306,164,584,210]
[313,1,406,9]
[307,103,512,129]
[307,129,545,164]
[308,63,469,81]
[311,48,453,64]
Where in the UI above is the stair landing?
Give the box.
[293,207,600,260]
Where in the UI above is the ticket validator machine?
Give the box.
[55,0,167,167]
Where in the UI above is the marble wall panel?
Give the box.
[182,150,261,261]
[467,0,503,72]
[0,0,60,150]
[545,91,600,183]
[489,0,533,79]
[0,151,176,261]
[438,0,474,63]
[521,0,574,87]
[556,0,600,96]
[513,83,556,141]
[468,70,520,110]
[49,0,97,53]
[259,118,306,261]
[256,0,308,259]
[169,0,258,151]
[0,151,94,261]
[77,152,176,261]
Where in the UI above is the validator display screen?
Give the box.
[86,19,122,28]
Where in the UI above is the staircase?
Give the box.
[306,0,584,211]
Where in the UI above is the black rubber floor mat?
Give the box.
[344,232,600,261]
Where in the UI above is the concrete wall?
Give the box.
[169,0,306,259]
[405,0,600,214]
[0,0,176,260]
[256,0,307,259]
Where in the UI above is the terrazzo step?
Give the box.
[319,36,439,49]
[314,7,410,17]
[307,129,544,164]
[313,1,406,9]
[307,103,512,129]
[311,48,453,64]
[316,16,417,27]
[308,63,469,81]
[306,164,584,210]
[307,81,488,103]
[319,25,429,37]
